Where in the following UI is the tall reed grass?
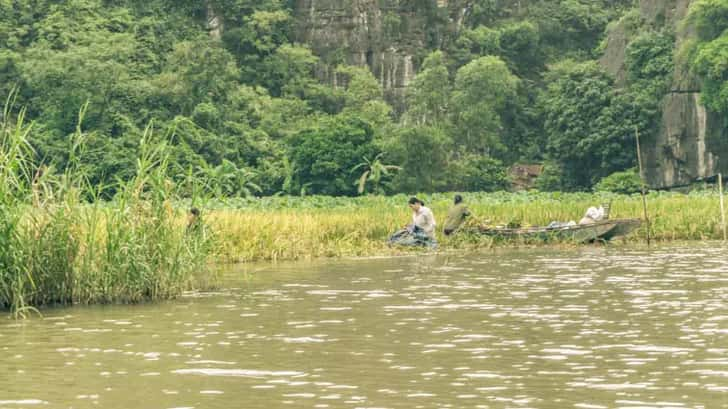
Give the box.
[0,97,213,315]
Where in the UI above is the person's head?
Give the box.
[408,197,424,212]
[189,207,200,223]
[454,194,463,205]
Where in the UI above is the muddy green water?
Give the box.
[2,244,728,409]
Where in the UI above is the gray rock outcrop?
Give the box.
[601,0,727,188]
[293,0,443,108]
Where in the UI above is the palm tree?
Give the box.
[351,153,401,195]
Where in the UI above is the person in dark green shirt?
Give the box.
[443,195,470,236]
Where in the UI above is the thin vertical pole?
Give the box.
[720,173,726,241]
[636,127,651,245]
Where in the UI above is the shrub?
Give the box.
[594,169,642,194]
[446,155,509,192]
[534,162,567,191]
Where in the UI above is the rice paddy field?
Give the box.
[203,190,728,263]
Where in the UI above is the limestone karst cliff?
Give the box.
[290,0,523,105]
[291,0,726,188]
[200,0,726,188]
[292,0,442,105]
[592,0,725,188]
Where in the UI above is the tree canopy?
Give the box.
[0,0,692,196]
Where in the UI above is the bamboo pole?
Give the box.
[635,127,651,245]
[720,173,726,241]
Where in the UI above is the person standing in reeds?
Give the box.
[31,165,48,208]
[186,207,203,234]
[443,194,470,236]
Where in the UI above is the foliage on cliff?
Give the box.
[0,0,673,195]
[687,0,728,115]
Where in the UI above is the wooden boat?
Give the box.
[598,218,642,241]
[469,218,642,243]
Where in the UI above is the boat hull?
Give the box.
[470,219,642,243]
[599,219,642,241]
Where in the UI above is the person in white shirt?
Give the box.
[408,197,436,240]
[579,205,606,225]
[387,197,437,247]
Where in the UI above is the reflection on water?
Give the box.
[2,244,728,409]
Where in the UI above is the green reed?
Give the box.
[0,99,214,315]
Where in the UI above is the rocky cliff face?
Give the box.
[297,0,727,188]
[601,0,728,188]
[206,1,223,40]
[292,0,451,107]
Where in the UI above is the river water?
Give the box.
[2,244,728,409]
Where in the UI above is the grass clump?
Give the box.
[0,98,213,316]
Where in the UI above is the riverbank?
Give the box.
[3,189,723,313]
[3,108,723,314]
[1,190,723,313]
[205,191,726,262]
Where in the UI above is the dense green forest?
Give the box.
[0,0,724,197]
